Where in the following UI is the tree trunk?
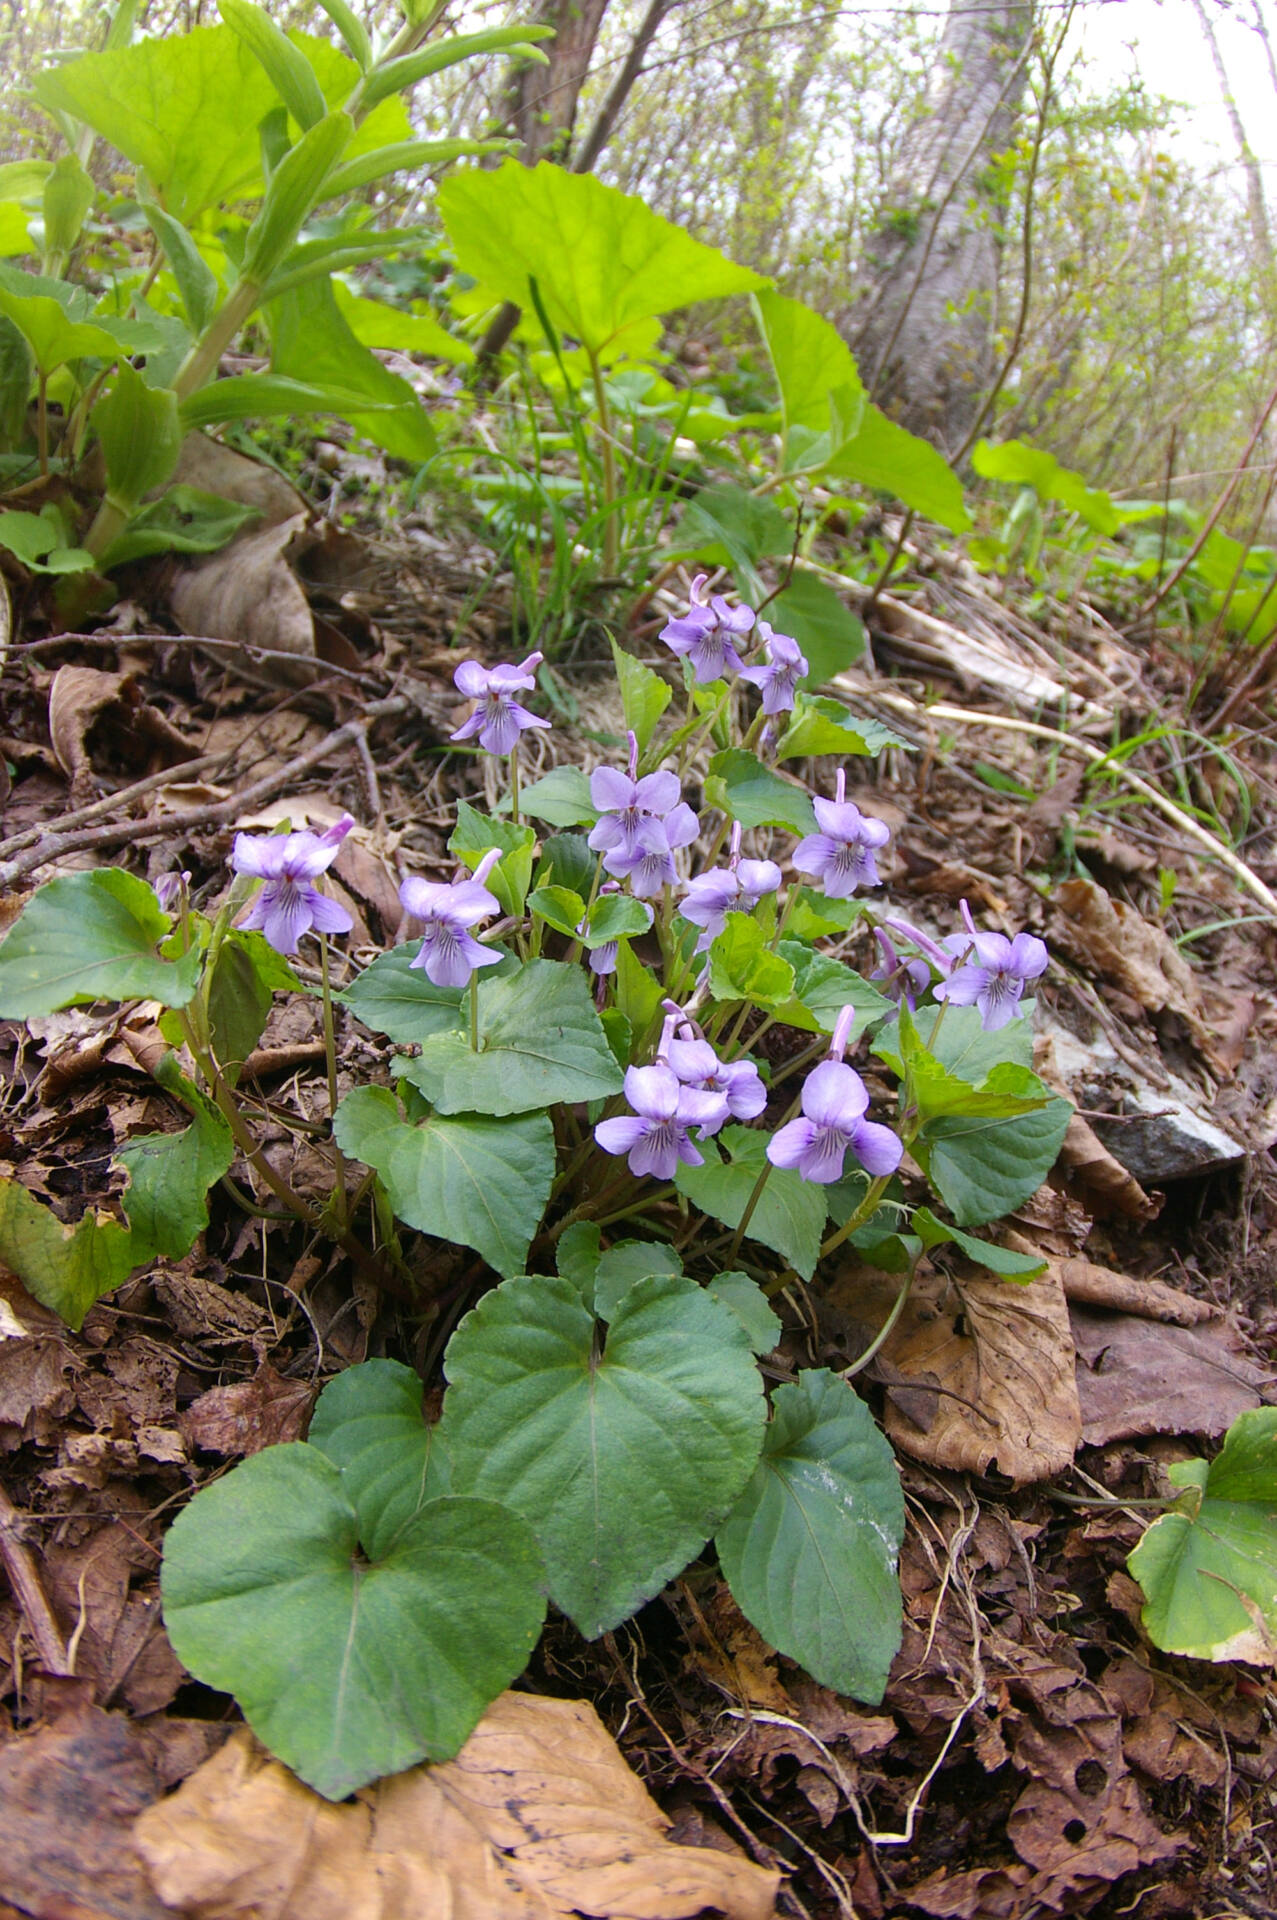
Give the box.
[850,0,1034,455]
[506,0,612,166]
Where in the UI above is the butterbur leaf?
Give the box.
[438,163,765,361]
[396,960,624,1116]
[0,869,200,1017]
[161,1442,545,1799]
[705,748,817,836]
[611,638,671,751]
[441,1271,765,1637]
[267,276,435,463]
[333,1086,554,1278]
[972,437,1120,536]
[308,1358,450,1561]
[765,575,865,685]
[0,1181,139,1331]
[716,1369,904,1702]
[677,1125,826,1280]
[753,288,866,462]
[707,1271,782,1354]
[1129,1408,1277,1663]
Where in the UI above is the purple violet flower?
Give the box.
[398,849,504,989]
[679,823,782,950]
[870,928,933,1010]
[588,733,690,876]
[934,900,1048,1031]
[154,869,191,914]
[608,803,700,898]
[667,1031,766,1125]
[450,651,552,757]
[792,768,890,898]
[659,574,754,683]
[594,1063,724,1180]
[767,1005,901,1185]
[739,623,808,715]
[231,816,355,954]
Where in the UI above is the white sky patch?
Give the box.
[1078,0,1277,180]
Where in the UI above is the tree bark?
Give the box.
[506,0,612,166]
[850,0,1035,455]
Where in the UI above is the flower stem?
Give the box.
[318,935,349,1236]
[819,1174,891,1262]
[841,1266,914,1378]
[469,972,480,1051]
[587,346,618,574]
[726,1158,773,1265]
[509,748,521,826]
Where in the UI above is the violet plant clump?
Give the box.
[0,596,1073,1803]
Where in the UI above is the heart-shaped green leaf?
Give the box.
[161,1440,545,1800]
[716,1369,904,1702]
[0,868,199,1017]
[339,944,467,1043]
[396,960,623,1116]
[308,1358,450,1560]
[333,1086,554,1277]
[1129,1408,1277,1662]
[0,1179,138,1331]
[677,1125,826,1280]
[441,1271,765,1637]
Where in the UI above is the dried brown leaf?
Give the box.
[135,1698,780,1920]
[1071,1304,1266,1445]
[0,1705,172,1920]
[171,515,315,675]
[1051,877,1208,1043]
[1055,1257,1215,1326]
[181,1362,314,1457]
[867,1264,1081,1484]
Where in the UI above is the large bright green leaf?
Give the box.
[308,1358,450,1561]
[0,1180,138,1331]
[267,274,434,462]
[32,26,409,222]
[436,162,767,358]
[332,279,473,364]
[752,290,968,528]
[972,438,1120,536]
[830,403,970,532]
[716,1369,904,1702]
[514,766,597,829]
[441,1271,765,1637]
[161,1442,545,1798]
[397,960,623,1116]
[765,572,865,685]
[1129,1409,1277,1662]
[753,287,866,463]
[333,1086,554,1277]
[677,1124,826,1280]
[0,869,200,1017]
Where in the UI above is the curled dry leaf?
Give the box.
[1052,1256,1216,1326]
[843,1261,1081,1485]
[134,1696,780,1920]
[49,665,199,807]
[1051,876,1210,1047]
[171,515,315,678]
